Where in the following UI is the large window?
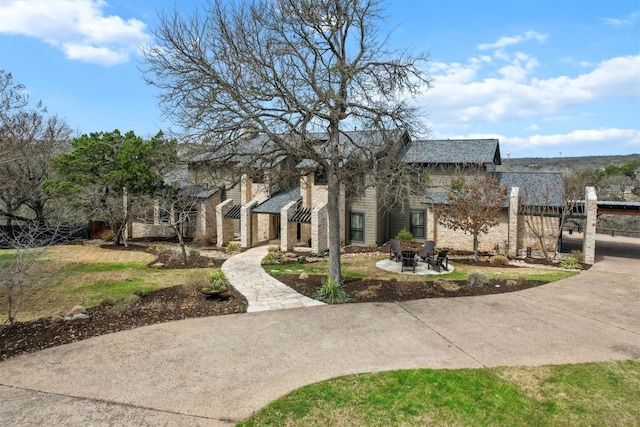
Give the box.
[350,212,364,242]
[410,210,425,238]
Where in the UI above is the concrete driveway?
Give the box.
[1,237,638,426]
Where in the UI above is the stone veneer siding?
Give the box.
[216,199,236,247]
[280,201,298,252]
[583,186,597,264]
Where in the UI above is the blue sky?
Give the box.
[1,0,638,158]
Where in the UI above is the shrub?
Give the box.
[570,250,585,263]
[205,270,230,292]
[189,247,200,257]
[101,230,114,241]
[466,271,490,288]
[109,294,140,314]
[225,241,241,254]
[262,251,285,265]
[560,256,582,270]
[315,277,349,304]
[489,255,510,266]
[267,245,279,253]
[516,275,527,286]
[395,228,414,243]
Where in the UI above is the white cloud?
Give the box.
[477,30,547,51]
[424,54,640,125]
[603,11,640,26]
[508,128,640,148]
[439,128,640,156]
[0,0,150,66]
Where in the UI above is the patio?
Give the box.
[375,258,455,275]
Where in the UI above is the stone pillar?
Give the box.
[216,199,234,247]
[426,207,436,242]
[280,201,298,252]
[241,199,259,248]
[508,187,520,258]
[195,200,207,240]
[153,200,160,225]
[583,186,597,264]
[311,203,328,253]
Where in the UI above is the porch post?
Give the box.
[311,203,328,253]
[583,186,597,264]
[216,199,234,247]
[280,201,298,252]
[508,187,519,258]
[241,199,259,249]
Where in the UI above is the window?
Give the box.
[350,212,364,242]
[314,168,328,185]
[410,210,425,238]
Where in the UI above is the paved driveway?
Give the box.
[1,239,638,426]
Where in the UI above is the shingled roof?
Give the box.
[252,187,301,214]
[422,172,563,208]
[497,172,564,207]
[400,139,501,166]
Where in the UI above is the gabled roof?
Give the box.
[252,187,301,214]
[400,139,501,166]
[295,128,409,169]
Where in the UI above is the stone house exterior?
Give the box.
[133,130,588,259]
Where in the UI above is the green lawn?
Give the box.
[0,245,211,321]
[265,254,579,283]
[238,359,640,426]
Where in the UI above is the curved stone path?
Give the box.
[221,245,324,312]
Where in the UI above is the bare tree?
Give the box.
[520,173,577,261]
[0,70,72,227]
[435,170,507,262]
[142,0,431,282]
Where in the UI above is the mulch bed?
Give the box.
[277,275,546,303]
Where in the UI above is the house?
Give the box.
[132,130,597,261]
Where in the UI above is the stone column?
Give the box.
[508,187,520,258]
[241,199,259,248]
[280,201,298,252]
[583,186,597,264]
[216,199,234,247]
[426,207,436,242]
[311,203,328,253]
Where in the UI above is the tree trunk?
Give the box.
[327,170,342,283]
[174,224,188,265]
[473,233,479,262]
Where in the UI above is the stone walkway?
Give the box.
[221,245,325,312]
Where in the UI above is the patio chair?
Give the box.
[401,250,419,273]
[427,250,449,272]
[389,239,402,262]
[419,240,436,261]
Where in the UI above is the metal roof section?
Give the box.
[290,207,312,224]
[179,185,219,199]
[224,204,242,219]
[251,187,301,214]
[400,139,501,165]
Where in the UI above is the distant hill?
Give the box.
[498,153,640,174]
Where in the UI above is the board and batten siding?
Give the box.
[347,184,378,245]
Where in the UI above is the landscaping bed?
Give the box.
[277,274,546,302]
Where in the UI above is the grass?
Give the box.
[0,245,212,321]
[263,254,579,283]
[238,359,640,426]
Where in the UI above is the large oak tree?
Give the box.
[142,0,431,282]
